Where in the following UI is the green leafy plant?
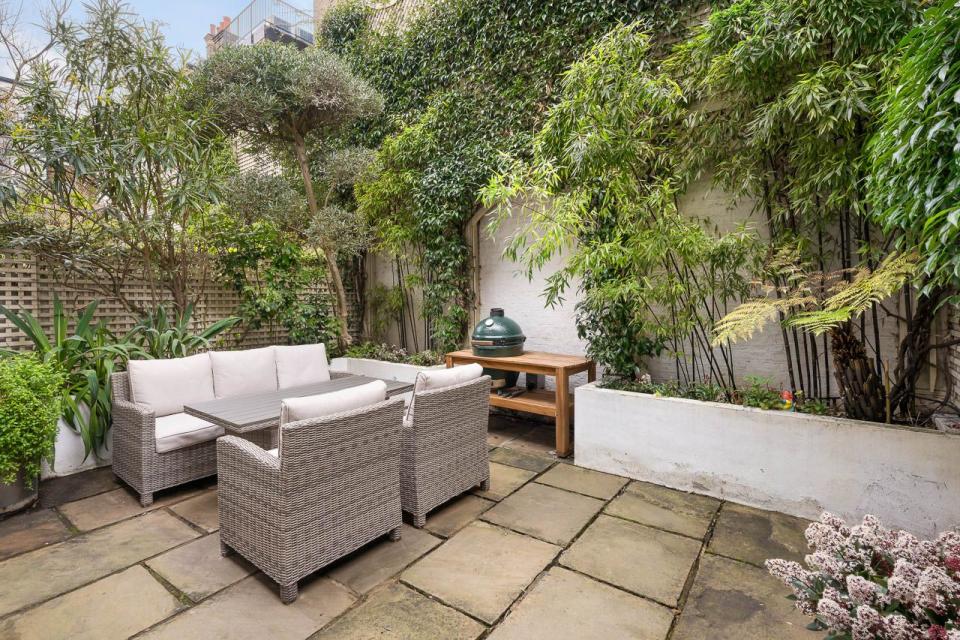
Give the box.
[126,304,240,359]
[193,42,383,346]
[344,341,442,366]
[0,299,140,460]
[0,355,64,485]
[737,376,782,410]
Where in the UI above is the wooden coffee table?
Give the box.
[444,350,595,457]
[184,375,413,435]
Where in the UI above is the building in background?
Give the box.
[206,0,314,57]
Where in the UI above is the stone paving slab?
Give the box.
[0,510,198,618]
[0,507,71,561]
[145,533,255,601]
[561,514,701,606]
[58,484,207,532]
[535,464,628,500]
[605,481,720,539]
[39,467,119,508]
[140,573,355,640]
[709,502,810,567]
[482,482,603,545]
[672,553,812,640]
[315,582,485,640]
[0,565,180,640]
[328,525,441,594]
[170,490,220,532]
[487,418,536,447]
[424,495,495,538]
[473,462,536,501]
[488,447,555,473]
[403,521,559,624]
[488,567,673,640]
[499,424,556,455]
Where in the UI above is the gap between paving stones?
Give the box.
[665,500,724,640]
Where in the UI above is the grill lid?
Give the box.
[471,308,526,356]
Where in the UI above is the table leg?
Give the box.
[588,362,597,383]
[445,354,453,368]
[555,370,572,457]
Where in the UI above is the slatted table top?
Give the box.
[184,375,413,434]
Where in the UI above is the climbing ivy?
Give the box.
[323,0,688,352]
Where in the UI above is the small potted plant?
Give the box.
[0,354,63,514]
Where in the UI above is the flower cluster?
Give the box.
[766,513,960,640]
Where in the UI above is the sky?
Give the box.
[4,0,314,65]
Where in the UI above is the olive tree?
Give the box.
[193,42,383,345]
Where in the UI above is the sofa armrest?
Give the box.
[111,398,156,443]
[216,436,280,492]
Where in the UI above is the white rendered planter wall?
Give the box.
[329,357,444,384]
[41,410,112,480]
[575,383,960,537]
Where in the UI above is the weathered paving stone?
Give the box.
[500,424,556,455]
[489,447,555,473]
[605,481,720,539]
[402,521,559,624]
[487,419,535,447]
[328,524,441,594]
[709,502,810,567]
[473,462,535,501]
[0,510,198,617]
[482,482,603,545]
[672,553,812,640]
[140,573,355,640]
[315,582,485,640]
[0,565,180,640]
[0,508,71,561]
[170,490,220,532]
[146,533,255,601]
[488,567,673,640]
[424,494,495,538]
[561,514,700,606]
[59,484,206,531]
[535,464,628,500]
[39,467,119,508]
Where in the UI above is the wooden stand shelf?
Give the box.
[444,350,596,457]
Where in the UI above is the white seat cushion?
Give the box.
[414,363,484,392]
[275,344,331,389]
[277,380,387,457]
[127,353,215,418]
[210,347,278,399]
[155,413,224,453]
[267,448,279,457]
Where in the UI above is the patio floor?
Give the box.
[0,416,815,639]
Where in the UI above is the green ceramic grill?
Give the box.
[471,308,526,389]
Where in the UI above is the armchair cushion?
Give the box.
[414,363,484,392]
[275,344,330,389]
[155,412,224,453]
[278,380,388,457]
[127,353,215,418]
[210,347,278,399]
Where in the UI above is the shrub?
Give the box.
[344,342,442,366]
[767,513,960,639]
[0,355,64,484]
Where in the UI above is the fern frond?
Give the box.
[711,294,814,346]
[784,308,856,335]
[822,252,917,312]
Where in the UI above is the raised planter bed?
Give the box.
[329,357,444,384]
[40,418,111,480]
[575,382,960,537]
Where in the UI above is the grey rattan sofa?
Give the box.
[111,344,332,506]
[217,397,406,603]
[401,374,491,527]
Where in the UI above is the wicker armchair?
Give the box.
[217,397,405,604]
[111,372,231,507]
[401,375,491,527]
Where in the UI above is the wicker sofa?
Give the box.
[111,343,331,507]
[401,366,491,527]
[218,385,405,604]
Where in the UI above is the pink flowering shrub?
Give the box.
[766,513,960,640]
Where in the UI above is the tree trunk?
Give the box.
[888,285,948,418]
[290,131,352,347]
[830,322,886,422]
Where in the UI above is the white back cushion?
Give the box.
[280,380,387,426]
[275,343,330,389]
[210,347,278,399]
[414,363,484,392]
[278,380,387,457]
[127,353,215,417]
